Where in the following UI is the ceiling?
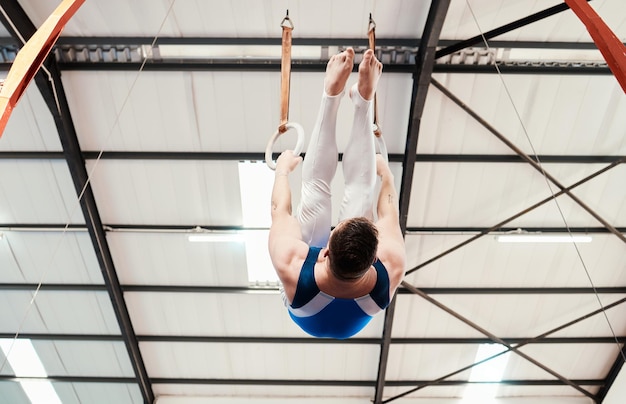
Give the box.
[0,0,625,403]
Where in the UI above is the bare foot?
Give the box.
[357,49,382,101]
[324,48,354,96]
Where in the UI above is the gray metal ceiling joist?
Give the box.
[374,1,452,402]
[434,0,591,58]
[391,282,598,402]
[2,150,625,164]
[0,1,152,402]
[430,77,626,245]
[3,332,624,345]
[0,374,606,388]
[4,223,624,234]
[48,62,611,75]
[3,283,626,296]
[406,161,623,275]
[0,0,622,402]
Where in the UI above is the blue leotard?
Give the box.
[287,247,390,339]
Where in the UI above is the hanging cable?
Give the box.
[463,0,626,364]
[0,0,179,374]
[0,0,84,137]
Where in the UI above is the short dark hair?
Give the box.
[328,217,379,280]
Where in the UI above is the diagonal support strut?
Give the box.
[431,78,626,244]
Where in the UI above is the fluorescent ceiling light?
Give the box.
[157,44,321,60]
[188,233,245,243]
[0,339,62,404]
[496,234,592,243]
[506,48,605,63]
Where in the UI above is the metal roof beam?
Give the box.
[382,296,626,401]
[2,150,625,164]
[47,61,612,75]
[1,332,622,345]
[406,157,623,275]
[0,2,153,402]
[435,0,592,58]
[6,223,626,234]
[3,374,602,387]
[596,347,626,402]
[390,282,597,401]
[374,1,451,403]
[431,78,626,245]
[3,283,626,295]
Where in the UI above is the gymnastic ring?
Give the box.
[265,122,305,170]
[373,124,388,163]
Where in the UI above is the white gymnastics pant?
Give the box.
[296,85,377,248]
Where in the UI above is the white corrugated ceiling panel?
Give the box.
[0,83,61,151]
[0,160,84,224]
[422,74,626,156]
[0,232,102,284]
[387,343,477,381]
[505,343,618,381]
[407,293,626,339]
[153,386,373,402]
[86,160,243,225]
[2,0,624,402]
[141,342,380,380]
[62,71,411,155]
[383,387,594,403]
[0,382,29,402]
[548,304,626,338]
[33,340,134,377]
[441,0,626,42]
[52,382,142,404]
[387,342,619,389]
[108,233,249,286]
[25,0,429,38]
[392,293,626,344]
[125,292,385,338]
[407,162,626,228]
[0,291,120,334]
[403,234,626,288]
[392,294,487,338]
[85,158,402,230]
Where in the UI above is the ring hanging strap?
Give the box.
[279,11,294,134]
[265,11,304,170]
[368,13,382,138]
[368,14,388,163]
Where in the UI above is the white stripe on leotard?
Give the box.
[354,295,383,316]
[287,292,334,318]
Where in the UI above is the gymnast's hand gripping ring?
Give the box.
[373,123,388,163]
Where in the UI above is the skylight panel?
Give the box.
[462,343,511,402]
[238,161,279,285]
[0,339,62,404]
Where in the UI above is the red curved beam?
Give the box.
[0,0,85,137]
[565,0,626,93]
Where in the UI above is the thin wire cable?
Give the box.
[0,0,178,373]
[464,0,625,364]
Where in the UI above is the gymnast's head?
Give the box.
[327,217,379,281]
